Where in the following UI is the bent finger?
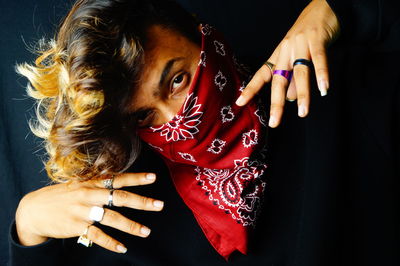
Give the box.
[100,209,151,238]
[85,225,127,253]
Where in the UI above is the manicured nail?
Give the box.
[318,79,329,96]
[140,227,151,237]
[298,105,307,117]
[117,245,127,253]
[235,95,246,106]
[268,116,277,127]
[146,173,156,181]
[153,200,164,208]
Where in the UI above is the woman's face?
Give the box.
[130,25,200,127]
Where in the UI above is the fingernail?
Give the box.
[235,95,246,106]
[298,105,307,117]
[153,200,164,208]
[117,245,127,253]
[318,79,329,97]
[268,116,277,128]
[146,173,156,181]
[140,227,151,237]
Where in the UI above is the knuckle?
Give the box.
[297,93,308,100]
[104,236,115,249]
[129,221,140,234]
[270,103,284,110]
[91,227,102,240]
[280,37,291,48]
[294,69,308,79]
[272,78,287,88]
[309,27,319,35]
[314,49,326,58]
[294,32,306,42]
[77,187,91,198]
[116,190,129,204]
[316,68,328,76]
[140,196,151,208]
[106,210,118,221]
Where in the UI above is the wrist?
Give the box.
[15,199,48,246]
[16,224,49,246]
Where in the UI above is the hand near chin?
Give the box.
[15,173,164,253]
[236,0,340,128]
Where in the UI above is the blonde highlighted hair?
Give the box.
[17,0,200,182]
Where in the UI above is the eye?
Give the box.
[135,109,155,127]
[171,73,187,93]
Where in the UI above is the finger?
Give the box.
[236,66,272,106]
[286,79,297,101]
[309,39,329,96]
[269,41,292,128]
[100,209,151,238]
[83,188,164,211]
[85,225,128,254]
[91,173,157,189]
[293,41,311,117]
[235,42,280,107]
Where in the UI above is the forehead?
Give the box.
[144,25,192,58]
[129,25,200,109]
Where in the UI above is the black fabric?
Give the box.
[2,0,400,265]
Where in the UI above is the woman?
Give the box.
[9,0,399,265]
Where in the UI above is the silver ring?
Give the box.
[77,225,93,247]
[108,189,115,207]
[89,206,104,222]
[264,60,275,72]
[102,176,114,189]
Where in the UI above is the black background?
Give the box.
[1,0,399,265]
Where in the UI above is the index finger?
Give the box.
[235,65,272,106]
[92,172,157,189]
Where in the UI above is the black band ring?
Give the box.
[293,59,313,68]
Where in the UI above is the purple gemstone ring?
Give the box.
[273,70,293,81]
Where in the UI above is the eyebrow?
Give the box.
[131,57,185,114]
[158,57,185,90]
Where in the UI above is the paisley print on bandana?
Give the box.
[220,105,235,123]
[207,138,227,154]
[178,152,197,162]
[195,157,267,226]
[214,71,227,91]
[242,129,259,148]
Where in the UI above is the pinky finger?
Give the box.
[310,41,329,96]
[86,225,127,254]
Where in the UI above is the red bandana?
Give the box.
[137,25,268,260]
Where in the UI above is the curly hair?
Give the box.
[17,0,200,182]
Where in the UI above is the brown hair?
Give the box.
[17,0,199,182]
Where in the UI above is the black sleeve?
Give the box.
[8,220,64,266]
[326,0,400,44]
